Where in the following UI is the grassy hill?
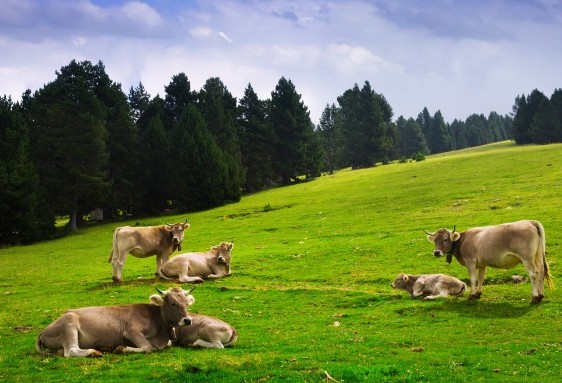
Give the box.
[1,141,560,382]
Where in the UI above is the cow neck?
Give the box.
[447,233,463,263]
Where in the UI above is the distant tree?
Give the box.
[529,97,560,144]
[170,105,228,210]
[337,81,395,168]
[269,77,322,184]
[317,103,345,173]
[128,82,151,122]
[395,116,428,157]
[136,96,172,214]
[197,77,244,201]
[28,60,109,232]
[165,73,196,123]
[548,88,562,142]
[0,96,52,244]
[450,119,467,149]
[512,89,549,144]
[237,83,275,191]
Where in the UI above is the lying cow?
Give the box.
[36,287,195,357]
[108,221,190,283]
[173,314,238,349]
[391,273,467,300]
[425,220,554,303]
[160,242,234,283]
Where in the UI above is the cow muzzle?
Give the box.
[433,250,444,257]
[179,316,192,326]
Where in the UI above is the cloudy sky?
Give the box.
[1,0,561,123]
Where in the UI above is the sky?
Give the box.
[1,0,562,124]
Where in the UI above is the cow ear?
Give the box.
[426,234,436,243]
[452,232,461,241]
[212,245,219,251]
[401,274,409,282]
[164,225,173,232]
[149,294,165,306]
[184,223,190,229]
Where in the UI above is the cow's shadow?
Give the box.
[439,299,536,319]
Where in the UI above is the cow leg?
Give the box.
[522,259,543,304]
[191,339,225,349]
[115,331,154,354]
[111,252,126,283]
[466,265,480,300]
[411,279,426,298]
[424,283,449,300]
[475,267,486,298]
[178,262,205,283]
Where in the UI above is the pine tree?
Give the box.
[28,60,109,231]
[237,83,275,191]
[128,82,151,122]
[530,98,560,144]
[0,96,51,244]
[170,105,228,210]
[197,77,244,201]
[396,116,428,157]
[317,104,345,173]
[549,88,562,142]
[165,73,196,123]
[269,77,322,184]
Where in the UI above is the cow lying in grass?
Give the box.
[36,287,195,357]
[173,314,238,349]
[160,242,234,283]
[391,273,467,300]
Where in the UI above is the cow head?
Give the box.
[391,273,412,289]
[212,242,234,272]
[425,227,461,257]
[165,220,190,251]
[150,287,196,327]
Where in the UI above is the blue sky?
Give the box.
[1,0,561,123]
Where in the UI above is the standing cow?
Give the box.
[36,287,195,357]
[425,220,554,303]
[108,221,190,283]
[159,242,233,283]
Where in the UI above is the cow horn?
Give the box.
[155,287,166,295]
[165,222,172,227]
[184,219,188,224]
[452,225,456,233]
[422,229,434,236]
[185,287,196,295]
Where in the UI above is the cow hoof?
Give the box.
[112,277,122,284]
[90,350,103,357]
[531,295,544,304]
[114,346,125,354]
[468,294,481,300]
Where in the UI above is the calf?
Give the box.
[36,287,195,357]
[391,273,467,300]
[173,314,238,349]
[160,242,234,283]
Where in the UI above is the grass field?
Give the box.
[0,141,560,382]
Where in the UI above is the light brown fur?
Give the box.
[391,273,467,300]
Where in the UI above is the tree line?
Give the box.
[1,59,554,245]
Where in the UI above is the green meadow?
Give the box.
[0,141,560,382]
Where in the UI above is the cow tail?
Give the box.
[535,221,554,289]
[36,331,48,355]
[108,227,120,263]
[225,328,238,347]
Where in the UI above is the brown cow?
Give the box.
[108,221,190,283]
[159,242,233,283]
[173,314,238,349]
[391,273,467,300]
[36,287,195,357]
[425,220,554,303]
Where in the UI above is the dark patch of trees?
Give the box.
[1,59,552,245]
[512,89,562,144]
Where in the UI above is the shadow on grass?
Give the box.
[440,299,537,319]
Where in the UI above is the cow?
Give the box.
[391,273,467,300]
[159,242,234,283]
[108,221,190,283]
[425,220,554,303]
[36,287,195,357]
[173,314,238,349]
